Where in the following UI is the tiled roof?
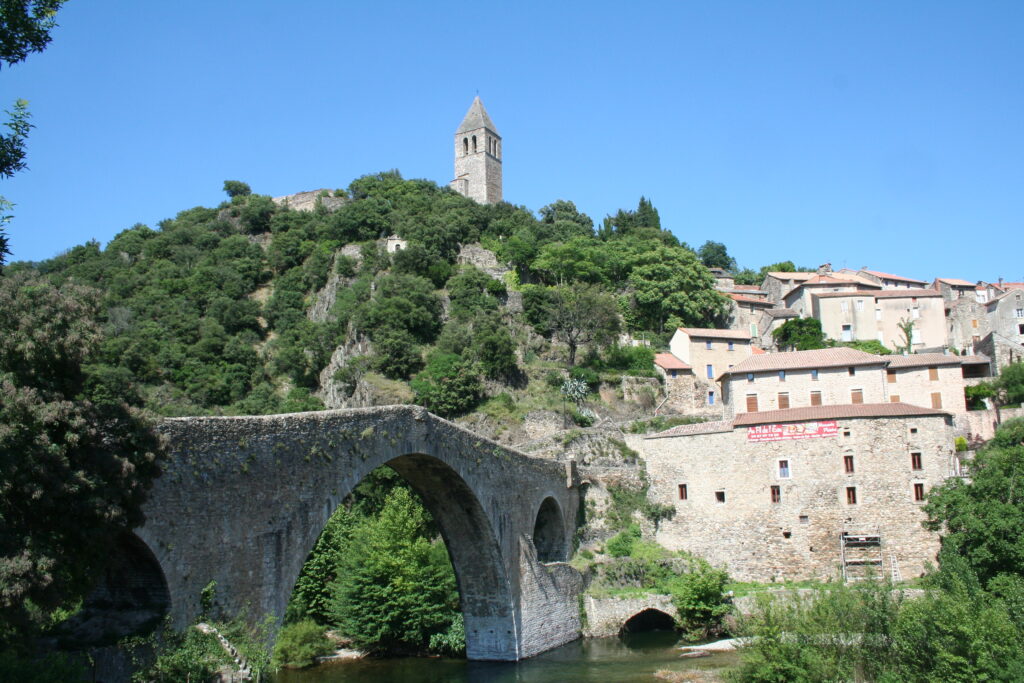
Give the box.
[678,327,752,341]
[765,308,799,318]
[884,353,962,368]
[863,270,928,285]
[645,419,733,439]
[719,347,885,377]
[733,402,949,426]
[1001,282,1024,290]
[936,278,975,287]
[814,288,941,300]
[958,354,992,365]
[752,346,766,355]
[654,353,690,370]
[730,293,774,305]
[766,271,817,280]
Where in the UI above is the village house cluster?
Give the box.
[642,264,1023,583]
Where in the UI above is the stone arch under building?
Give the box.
[620,608,676,634]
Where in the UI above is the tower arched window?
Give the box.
[463,138,468,155]
[472,135,477,153]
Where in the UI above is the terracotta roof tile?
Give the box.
[719,347,884,377]
[935,278,975,287]
[730,293,774,305]
[654,353,691,370]
[863,270,928,284]
[678,327,752,341]
[958,354,992,365]
[752,346,766,354]
[766,271,817,280]
[884,353,962,368]
[733,402,950,426]
[814,288,941,300]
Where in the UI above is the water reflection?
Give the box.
[271,632,738,683]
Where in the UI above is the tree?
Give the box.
[0,0,68,268]
[772,317,826,351]
[328,487,461,653]
[923,418,1024,586]
[410,352,483,417]
[222,180,251,198]
[0,272,163,639]
[995,361,1024,407]
[624,245,727,332]
[896,317,915,354]
[546,283,620,366]
[697,241,736,271]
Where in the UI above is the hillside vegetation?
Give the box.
[14,172,732,424]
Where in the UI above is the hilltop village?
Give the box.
[6,95,1024,679]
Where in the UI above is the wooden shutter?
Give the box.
[851,389,864,404]
[810,391,822,406]
[931,392,942,409]
[746,394,759,412]
[778,392,790,409]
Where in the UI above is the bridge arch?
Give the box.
[140,407,581,661]
[532,496,568,562]
[621,608,676,634]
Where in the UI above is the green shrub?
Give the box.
[664,557,730,640]
[606,524,642,558]
[955,436,968,452]
[411,353,483,418]
[272,620,333,669]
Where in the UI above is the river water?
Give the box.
[270,632,739,682]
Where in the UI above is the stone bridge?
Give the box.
[106,405,583,661]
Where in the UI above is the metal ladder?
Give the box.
[890,553,903,582]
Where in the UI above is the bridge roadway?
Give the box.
[130,405,582,661]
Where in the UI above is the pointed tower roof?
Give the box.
[456,96,499,135]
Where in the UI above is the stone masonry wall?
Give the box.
[642,415,953,581]
[582,595,678,637]
[724,365,888,418]
[140,406,580,661]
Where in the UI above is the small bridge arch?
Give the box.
[133,406,582,660]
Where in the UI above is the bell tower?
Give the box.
[450,96,502,204]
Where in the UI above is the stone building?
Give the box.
[757,308,799,351]
[782,275,880,317]
[811,289,946,350]
[883,354,967,415]
[932,277,977,303]
[450,96,502,204]
[984,289,1024,368]
[841,268,928,290]
[945,296,990,355]
[642,403,957,581]
[653,353,723,417]
[762,271,817,305]
[719,347,889,418]
[726,294,775,340]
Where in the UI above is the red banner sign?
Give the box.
[747,420,839,442]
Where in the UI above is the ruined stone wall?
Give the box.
[962,406,1024,443]
[660,372,726,418]
[946,298,990,353]
[642,415,952,581]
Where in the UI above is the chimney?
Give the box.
[817,263,832,275]
[999,277,1004,288]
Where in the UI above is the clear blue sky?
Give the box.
[3,1,1022,283]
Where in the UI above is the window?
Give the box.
[972,319,979,329]
[810,390,822,406]
[843,430,851,437]
[841,323,853,341]
[911,307,920,320]
[715,491,726,503]
[876,307,882,321]
[1018,323,1024,335]
[706,364,714,379]
[706,340,713,350]
[855,299,864,312]
[890,395,900,402]
[670,369,677,379]
[911,452,922,470]
[851,388,864,404]
[472,135,477,152]
[846,486,858,505]
[849,367,856,376]
[778,460,791,479]
[811,369,819,381]
[928,366,938,381]
[779,370,786,381]
[841,301,849,313]
[747,373,755,382]
[678,484,688,500]
[463,137,468,154]
[1016,309,1024,318]
[728,341,735,351]
[708,391,715,406]
[912,329,921,345]
[910,427,918,434]
[778,392,790,409]
[914,483,925,502]
[746,394,759,412]
[887,369,897,383]
[931,392,943,409]
[799,515,809,524]
[844,455,855,473]
[770,485,781,503]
